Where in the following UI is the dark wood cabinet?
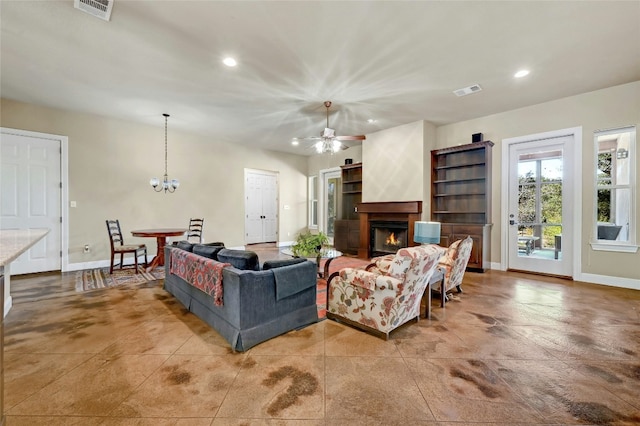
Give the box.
[431,142,493,272]
[335,163,362,255]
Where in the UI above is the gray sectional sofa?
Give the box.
[163,242,319,352]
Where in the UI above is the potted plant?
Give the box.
[291,230,329,258]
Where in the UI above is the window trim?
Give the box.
[308,175,318,229]
[590,125,638,253]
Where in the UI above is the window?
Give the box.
[592,126,637,252]
[308,175,318,229]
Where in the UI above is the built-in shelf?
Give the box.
[335,162,362,255]
[431,141,493,272]
[434,177,486,184]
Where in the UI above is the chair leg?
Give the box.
[119,253,124,270]
[456,285,463,293]
[109,253,115,274]
[134,253,139,274]
[441,278,446,308]
[424,283,432,319]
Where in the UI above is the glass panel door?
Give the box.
[508,136,573,276]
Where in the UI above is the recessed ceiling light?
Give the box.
[514,69,530,78]
[223,57,237,67]
[291,140,299,146]
[367,119,377,123]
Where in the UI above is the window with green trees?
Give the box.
[594,126,636,246]
[518,152,563,250]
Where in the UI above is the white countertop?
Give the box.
[0,229,50,266]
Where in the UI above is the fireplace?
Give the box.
[357,201,422,258]
[370,221,409,257]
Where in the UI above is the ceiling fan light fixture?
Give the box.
[223,57,237,67]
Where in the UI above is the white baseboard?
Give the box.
[577,273,640,291]
[489,261,503,271]
[278,240,294,248]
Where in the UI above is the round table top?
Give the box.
[131,228,187,237]
[281,248,342,259]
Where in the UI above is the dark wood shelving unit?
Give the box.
[334,162,362,255]
[431,141,493,272]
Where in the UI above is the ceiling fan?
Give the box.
[293,101,366,154]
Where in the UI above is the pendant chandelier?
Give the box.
[150,113,179,193]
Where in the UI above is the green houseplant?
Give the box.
[291,230,329,258]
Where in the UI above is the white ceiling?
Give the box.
[2,1,639,155]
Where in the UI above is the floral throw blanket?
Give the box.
[170,249,230,306]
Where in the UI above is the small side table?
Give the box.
[280,248,342,278]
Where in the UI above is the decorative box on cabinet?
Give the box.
[334,163,362,255]
[431,142,493,272]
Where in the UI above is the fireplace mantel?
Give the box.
[358,201,422,258]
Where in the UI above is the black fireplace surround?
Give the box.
[369,221,409,257]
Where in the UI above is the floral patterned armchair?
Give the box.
[430,236,474,307]
[326,244,445,340]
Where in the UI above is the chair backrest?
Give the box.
[389,244,445,289]
[442,236,473,290]
[106,219,125,249]
[187,218,204,243]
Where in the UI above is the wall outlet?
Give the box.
[84,244,90,253]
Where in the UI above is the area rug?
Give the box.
[75,266,165,292]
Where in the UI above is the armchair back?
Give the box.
[327,244,445,339]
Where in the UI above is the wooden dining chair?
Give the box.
[105,219,148,274]
[187,218,204,243]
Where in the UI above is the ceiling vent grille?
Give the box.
[74,0,114,21]
[453,84,482,97]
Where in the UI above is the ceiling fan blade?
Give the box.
[292,136,322,141]
[335,135,366,141]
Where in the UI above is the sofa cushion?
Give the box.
[217,249,260,271]
[262,257,307,270]
[193,244,225,260]
[175,240,195,252]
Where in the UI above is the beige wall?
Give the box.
[362,120,427,205]
[437,81,640,280]
[1,98,309,266]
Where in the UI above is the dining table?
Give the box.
[131,228,187,270]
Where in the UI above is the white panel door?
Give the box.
[244,170,278,244]
[262,173,278,242]
[1,133,61,274]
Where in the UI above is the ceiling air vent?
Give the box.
[453,84,483,97]
[74,0,114,21]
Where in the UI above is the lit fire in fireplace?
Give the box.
[386,232,401,247]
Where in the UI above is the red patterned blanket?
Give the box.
[169,249,230,306]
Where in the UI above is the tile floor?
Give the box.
[3,245,640,425]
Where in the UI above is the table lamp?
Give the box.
[414,221,441,244]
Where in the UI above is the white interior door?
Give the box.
[507,135,573,277]
[1,132,61,274]
[244,169,278,244]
